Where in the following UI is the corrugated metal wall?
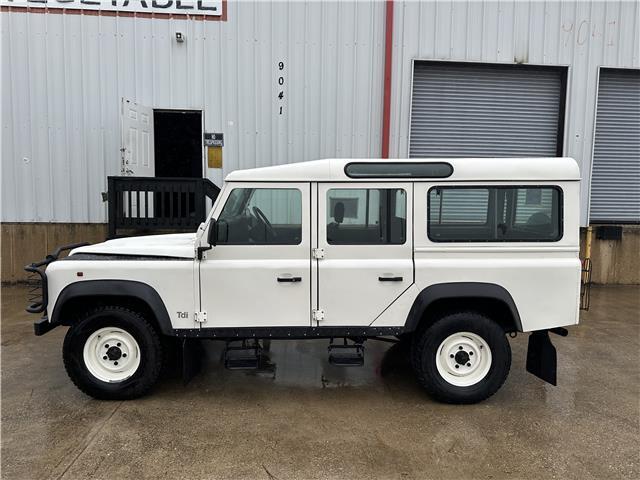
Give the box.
[590,68,640,222]
[389,0,640,225]
[2,1,639,225]
[1,1,385,222]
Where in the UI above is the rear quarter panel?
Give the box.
[412,181,581,332]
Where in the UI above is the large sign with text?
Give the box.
[1,0,223,17]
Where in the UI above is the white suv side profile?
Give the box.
[26,157,581,404]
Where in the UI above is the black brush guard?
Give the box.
[24,242,89,316]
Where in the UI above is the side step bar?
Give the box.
[224,340,262,370]
[328,338,365,367]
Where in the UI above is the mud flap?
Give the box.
[526,331,557,386]
[180,338,204,385]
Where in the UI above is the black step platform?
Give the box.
[328,339,365,367]
[224,340,262,370]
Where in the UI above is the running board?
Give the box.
[224,340,261,370]
[328,339,365,367]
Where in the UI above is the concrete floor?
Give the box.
[1,285,639,480]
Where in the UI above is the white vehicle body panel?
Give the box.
[199,182,312,328]
[71,233,196,259]
[316,182,414,326]
[46,259,198,330]
[226,157,579,183]
[42,157,582,336]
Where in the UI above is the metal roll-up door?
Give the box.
[409,62,566,158]
[590,68,640,223]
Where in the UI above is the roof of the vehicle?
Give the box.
[225,157,580,182]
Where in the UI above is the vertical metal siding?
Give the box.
[590,68,640,222]
[2,1,639,226]
[1,1,385,222]
[409,62,564,158]
[390,0,640,225]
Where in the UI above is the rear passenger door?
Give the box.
[316,183,413,326]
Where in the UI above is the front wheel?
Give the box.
[63,306,163,400]
[411,311,511,404]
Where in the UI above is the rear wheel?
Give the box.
[63,306,163,400]
[411,311,511,404]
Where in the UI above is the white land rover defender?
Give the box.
[26,158,582,404]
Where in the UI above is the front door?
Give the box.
[317,183,413,326]
[199,183,311,328]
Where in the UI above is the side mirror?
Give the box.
[207,219,217,246]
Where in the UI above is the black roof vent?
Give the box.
[344,162,453,179]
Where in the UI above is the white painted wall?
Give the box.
[1,1,385,222]
[2,1,638,225]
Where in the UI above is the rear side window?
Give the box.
[428,186,562,242]
[327,188,406,244]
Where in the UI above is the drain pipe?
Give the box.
[381,0,394,159]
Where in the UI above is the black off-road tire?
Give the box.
[411,311,511,404]
[63,306,163,400]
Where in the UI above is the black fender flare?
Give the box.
[51,280,173,335]
[403,282,523,333]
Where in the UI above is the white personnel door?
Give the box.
[121,98,154,177]
[316,183,414,326]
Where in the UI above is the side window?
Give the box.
[216,188,302,245]
[327,188,406,245]
[428,186,562,242]
[429,188,489,224]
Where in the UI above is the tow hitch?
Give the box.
[526,327,568,386]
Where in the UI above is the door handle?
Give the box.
[277,276,302,283]
[378,276,403,282]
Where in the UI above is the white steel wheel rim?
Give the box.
[83,327,141,383]
[435,332,492,387]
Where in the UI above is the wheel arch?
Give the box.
[51,280,173,335]
[404,282,523,334]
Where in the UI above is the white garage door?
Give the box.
[409,62,566,158]
[590,68,640,223]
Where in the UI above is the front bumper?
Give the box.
[24,242,88,335]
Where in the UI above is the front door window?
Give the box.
[217,188,303,245]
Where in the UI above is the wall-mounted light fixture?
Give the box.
[176,32,185,43]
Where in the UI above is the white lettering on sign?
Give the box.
[1,0,223,16]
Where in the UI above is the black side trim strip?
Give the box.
[170,326,405,339]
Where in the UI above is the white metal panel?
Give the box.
[2,0,639,226]
[2,1,385,222]
[225,157,581,183]
[317,182,413,327]
[589,68,640,222]
[199,182,312,328]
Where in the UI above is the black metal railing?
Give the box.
[25,242,89,314]
[107,176,220,238]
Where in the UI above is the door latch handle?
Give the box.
[277,276,302,283]
[378,276,403,282]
